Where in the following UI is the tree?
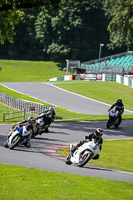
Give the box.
[0,0,60,44]
[35,0,109,61]
[103,0,133,49]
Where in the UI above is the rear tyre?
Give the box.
[78,151,91,167]
[114,116,122,128]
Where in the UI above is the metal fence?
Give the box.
[0,92,51,115]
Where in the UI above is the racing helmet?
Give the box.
[37,118,44,126]
[49,106,53,110]
[95,128,103,139]
[28,117,36,127]
[117,99,122,105]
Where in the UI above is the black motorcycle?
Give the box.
[106,109,122,128]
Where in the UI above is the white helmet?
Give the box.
[37,118,44,126]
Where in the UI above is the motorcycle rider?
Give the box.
[70,128,103,160]
[36,107,56,133]
[4,118,36,148]
[108,99,124,122]
[12,116,35,131]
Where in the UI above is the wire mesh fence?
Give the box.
[0,92,51,115]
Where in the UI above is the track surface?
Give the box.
[0,121,133,182]
[0,82,133,182]
[0,82,133,115]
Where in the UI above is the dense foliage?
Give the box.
[103,0,133,49]
[0,0,132,61]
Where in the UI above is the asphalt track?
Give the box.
[0,82,133,115]
[0,120,133,182]
[0,82,133,182]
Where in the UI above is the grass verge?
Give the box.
[0,84,133,123]
[0,164,133,200]
[55,81,133,112]
[0,60,66,82]
[57,139,133,173]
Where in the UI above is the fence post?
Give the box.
[3,111,5,122]
[23,109,25,120]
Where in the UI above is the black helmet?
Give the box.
[95,128,103,139]
[117,99,122,105]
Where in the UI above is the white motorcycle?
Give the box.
[106,109,122,128]
[65,139,101,167]
[4,126,32,150]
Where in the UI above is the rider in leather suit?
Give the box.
[70,128,103,160]
[4,118,36,148]
[36,107,56,133]
[108,99,124,122]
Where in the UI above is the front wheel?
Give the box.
[65,154,72,165]
[9,135,21,150]
[78,151,92,167]
[106,118,112,128]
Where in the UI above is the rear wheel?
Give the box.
[9,135,21,150]
[78,151,92,167]
[114,116,122,128]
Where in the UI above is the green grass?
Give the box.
[1,82,133,123]
[55,81,133,112]
[0,60,65,81]
[57,139,133,172]
[0,85,89,123]
[0,164,133,200]
[0,60,133,198]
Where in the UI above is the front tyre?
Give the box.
[78,151,92,167]
[106,118,112,128]
[65,154,72,165]
[9,135,21,150]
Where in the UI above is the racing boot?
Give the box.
[24,139,31,148]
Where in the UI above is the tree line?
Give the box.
[0,0,132,62]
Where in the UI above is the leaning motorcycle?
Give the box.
[31,117,47,138]
[4,126,31,150]
[106,109,122,128]
[31,110,55,138]
[65,139,101,167]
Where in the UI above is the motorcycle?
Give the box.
[31,109,56,138]
[65,139,101,167]
[4,126,32,150]
[106,109,122,128]
[31,117,48,138]
[11,117,50,139]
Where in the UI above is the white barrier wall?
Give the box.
[116,75,133,88]
[102,74,105,81]
[124,76,128,86]
[116,75,121,83]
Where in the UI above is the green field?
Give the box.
[0,60,65,81]
[57,139,133,172]
[0,81,133,123]
[0,164,133,200]
[54,81,133,112]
